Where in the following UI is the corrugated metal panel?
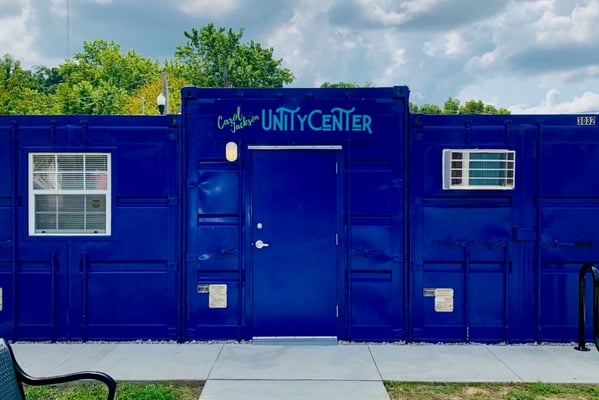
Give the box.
[0,116,181,341]
[182,86,410,341]
[409,114,599,343]
[410,115,524,342]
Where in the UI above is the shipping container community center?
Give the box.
[1,85,599,344]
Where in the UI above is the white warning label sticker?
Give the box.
[209,284,227,309]
[434,288,454,312]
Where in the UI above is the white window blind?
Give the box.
[29,153,111,235]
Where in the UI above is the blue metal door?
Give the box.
[250,147,339,337]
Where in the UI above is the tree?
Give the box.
[412,97,511,115]
[483,104,510,115]
[0,54,30,113]
[460,99,485,114]
[443,97,460,114]
[123,68,187,115]
[320,81,372,88]
[458,99,510,114]
[31,65,63,95]
[60,40,159,91]
[174,23,294,88]
[417,104,443,114]
[54,40,160,114]
[0,54,59,114]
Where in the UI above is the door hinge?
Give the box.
[335,162,339,175]
[336,305,339,318]
[335,233,339,245]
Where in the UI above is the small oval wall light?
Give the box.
[225,141,238,162]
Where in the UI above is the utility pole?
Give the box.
[161,71,169,115]
[66,0,70,59]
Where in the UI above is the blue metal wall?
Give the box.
[409,114,599,343]
[409,115,530,342]
[0,116,180,341]
[181,86,409,341]
[1,88,598,343]
[536,119,599,341]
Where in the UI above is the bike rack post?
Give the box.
[575,263,599,352]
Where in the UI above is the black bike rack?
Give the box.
[575,263,599,352]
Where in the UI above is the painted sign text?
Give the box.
[262,107,372,134]
[217,107,260,133]
[217,106,373,134]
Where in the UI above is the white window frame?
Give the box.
[442,149,515,190]
[28,152,112,236]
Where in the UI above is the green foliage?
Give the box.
[55,80,128,114]
[53,40,160,114]
[174,23,294,88]
[0,27,515,115]
[411,103,443,114]
[31,65,63,94]
[60,40,159,91]
[411,97,511,115]
[320,81,372,88]
[453,98,510,115]
[443,97,460,114]
[0,22,296,114]
[123,70,187,115]
[0,54,44,114]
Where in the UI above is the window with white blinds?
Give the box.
[29,153,111,235]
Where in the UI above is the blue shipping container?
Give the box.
[181,86,409,341]
[1,87,598,343]
[0,116,180,341]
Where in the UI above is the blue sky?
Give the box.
[3,0,599,113]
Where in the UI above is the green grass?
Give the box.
[23,381,599,400]
[384,382,599,400]
[24,381,203,400]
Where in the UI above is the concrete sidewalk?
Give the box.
[11,342,599,400]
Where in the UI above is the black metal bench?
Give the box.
[0,338,116,400]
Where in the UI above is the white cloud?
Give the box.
[510,89,599,114]
[399,0,443,14]
[180,0,238,17]
[422,31,467,58]
[2,0,599,114]
[466,50,498,70]
[267,1,331,85]
[444,31,465,56]
[0,1,39,65]
[336,28,358,49]
[381,47,407,85]
[357,0,442,26]
[535,0,599,44]
[50,0,66,18]
[422,41,437,57]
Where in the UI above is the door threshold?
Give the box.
[251,336,338,346]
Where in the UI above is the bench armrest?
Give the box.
[17,369,116,400]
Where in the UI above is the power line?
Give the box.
[66,0,70,59]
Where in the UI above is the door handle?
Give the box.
[255,239,270,249]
